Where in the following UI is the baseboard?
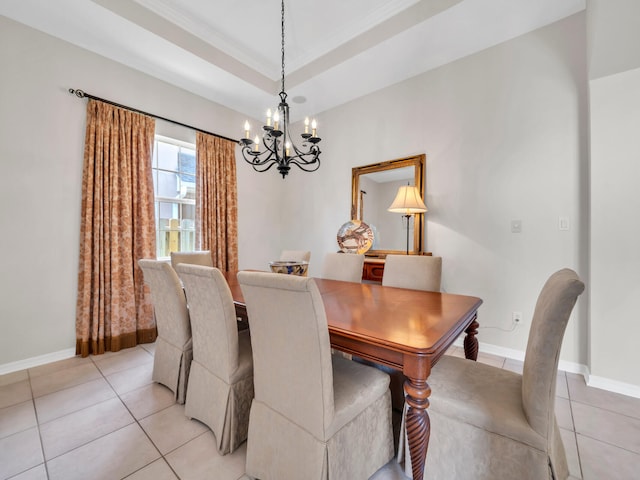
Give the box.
[452,338,640,399]
[0,348,77,376]
[473,341,525,362]
[587,374,640,399]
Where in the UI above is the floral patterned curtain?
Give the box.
[75,99,157,357]
[195,132,238,272]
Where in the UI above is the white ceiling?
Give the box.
[1,0,585,122]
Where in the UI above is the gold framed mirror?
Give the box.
[351,154,426,256]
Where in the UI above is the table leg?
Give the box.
[463,314,479,360]
[404,376,431,480]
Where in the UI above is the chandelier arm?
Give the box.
[239,147,281,172]
[287,146,322,170]
[289,159,321,169]
[261,133,280,156]
[288,156,321,173]
[288,150,320,162]
[292,149,320,163]
[251,161,281,173]
[240,135,278,164]
[285,129,320,157]
[240,149,278,168]
[286,132,305,157]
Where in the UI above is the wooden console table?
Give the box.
[363,253,433,284]
[363,258,385,283]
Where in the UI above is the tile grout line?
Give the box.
[24,349,162,479]
[27,367,50,480]
[565,376,584,480]
[92,351,169,480]
[114,346,247,479]
[574,431,640,458]
[36,357,115,475]
[566,372,640,474]
[566,372,640,422]
[569,396,640,422]
[0,361,98,478]
[29,370,114,425]
[95,349,185,480]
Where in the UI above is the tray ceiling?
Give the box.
[0,0,585,121]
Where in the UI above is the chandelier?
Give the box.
[239,0,321,179]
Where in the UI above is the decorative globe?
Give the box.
[269,261,309,276]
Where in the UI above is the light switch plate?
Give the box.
[559,216,570,231]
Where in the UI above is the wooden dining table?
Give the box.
[225,272,483,480]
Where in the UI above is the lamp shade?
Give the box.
[387,185,427,214]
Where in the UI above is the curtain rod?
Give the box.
[68,88,238,144]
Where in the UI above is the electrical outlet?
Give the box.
[512,312,523,324]
[511,220,522,233]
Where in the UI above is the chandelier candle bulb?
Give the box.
[273,111,280,131]
[254,135,260,152]
[266,109,272,127]
[244,121,250,138]
[311,119,317,137]
[304,117,309,134]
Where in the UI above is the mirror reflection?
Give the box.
[351,155,425,256]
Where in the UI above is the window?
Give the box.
[152,135,196,259]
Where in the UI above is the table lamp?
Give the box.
[387,185,427,254]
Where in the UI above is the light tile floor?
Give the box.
[1,344,639,479]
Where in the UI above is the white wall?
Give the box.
[0,16,281,366]
[587,0,640,80]
[281,13,590,366]
[587,0,640,390]
[589,68,640,388]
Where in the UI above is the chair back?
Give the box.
[176,264,241,380]
[382,254,442,291]
[138,259,191,347]
[238,271,334,436]
[279,250,311,262]
[321,252,364,283]
[522,268,584,438]
[170,250,213,270]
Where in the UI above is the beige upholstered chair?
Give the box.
[321,252,364,283]
[367,253,441,413]
[279,249,311,262]
[170,250,213,270]
[237,271,394,480]
[138,259,192,404]
[404,268,585,480]
[380,255,442,409]
[176,264,254,454]
[382,254,442,291]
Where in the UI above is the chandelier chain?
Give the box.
[280,0,286,94]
